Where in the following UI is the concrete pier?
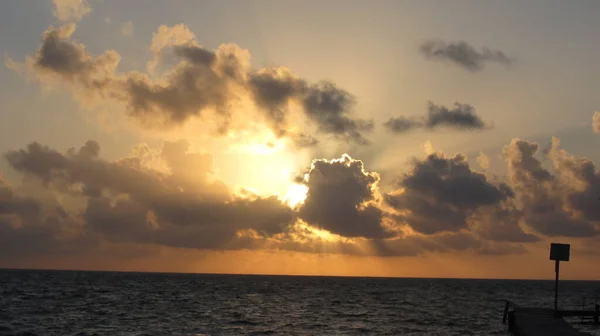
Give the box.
[506,306,593,336]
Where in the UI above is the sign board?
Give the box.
[550,243,570,262]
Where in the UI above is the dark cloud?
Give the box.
[503,138,599,237]
[4,140,295,251]
[385,152,533,243]
[248,69,373,144]
[13,23,371,145]
[298,154,393,239]
[302,81,373,144]
[384,102,490,134]
[383,117,421,133]
[29,24,119,96]
[547,138,600,224]
[371,232,527,257]
[123,61,233,127]
[469,199,539,243]
[0,177,40,219]
[248,68,305,136]
[173,45,217,67]
[420,39,512,71]
[369,232,478,257]
[425,102,488,130]
[0,138,546,260]
[291,132,319,148]
[0,173,93,258]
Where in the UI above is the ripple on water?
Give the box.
[1,271,600,336]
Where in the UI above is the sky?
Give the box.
[1,0,600,279]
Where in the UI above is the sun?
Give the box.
[284,183,308,207]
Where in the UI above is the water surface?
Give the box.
[1,270,599,335]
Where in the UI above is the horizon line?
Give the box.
[2,267,599,282]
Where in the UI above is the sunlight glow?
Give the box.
[291,221,354,244]
[240,142,285,155]
[283,183,308,207]
[304,224,335,241]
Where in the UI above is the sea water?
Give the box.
[1,270,599,335]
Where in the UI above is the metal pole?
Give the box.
[554,259,560,311]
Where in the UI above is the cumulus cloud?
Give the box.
[384,102,490,133]
[593,111,600,134]
[52,0,91,22]
[10,22,372,145]
[298,154,392,239]
[384,151,536,242]
[503,138,599,237]
[11,23,121,100]
[420,39,512,71]
[384,152,505,234]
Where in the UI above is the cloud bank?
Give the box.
[5,134,600,261]
[9,21,374,146]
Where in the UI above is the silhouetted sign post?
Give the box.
[550,243,570,311]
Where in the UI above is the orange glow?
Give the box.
[300,223,343,243]
[283,183,308,207]
[5,243,600,280]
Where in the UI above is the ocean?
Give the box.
[0,269,599,336]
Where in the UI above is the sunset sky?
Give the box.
[1,0,600,279]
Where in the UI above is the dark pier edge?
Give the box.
[502,300,599,336]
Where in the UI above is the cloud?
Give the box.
[423,140,435,155]
[0,141,497,259]
[4,140,296,251]
[291,133,319,148]
[502,138,599,237]
[10,22,372,145]
[425,103,489,130]
[297,154,393,239]
[371,231,528,257]
[383,116,422,133]
[0,138,550,259]
[593,111,600,134]
[121,21,134,37]
[8,1,600,264]
[248,67,373,144]
[52,0,91,22]
[476,152,490,170]
[384,151,535,243]
[10,23,121,100]
[0,170,92,259]
[469,199,538,243]
[384,102,490,133]
[420,39,512,72]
